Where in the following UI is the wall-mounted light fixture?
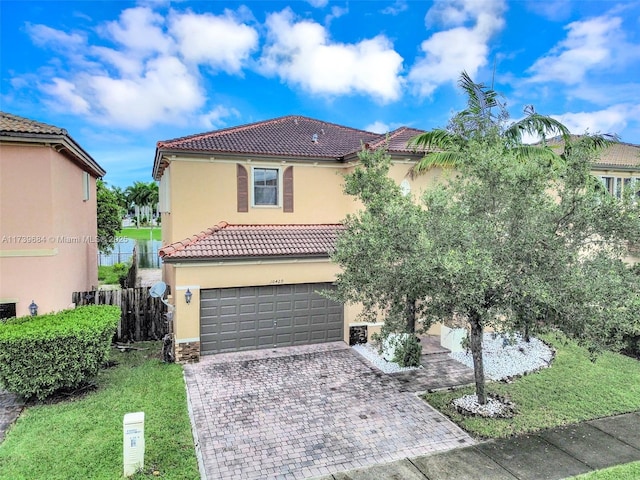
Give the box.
[29,300,38,316]
[184,289,192,304]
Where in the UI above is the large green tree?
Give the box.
[334,137,640,405]
[96,180,122,253]
[331,148,432,336]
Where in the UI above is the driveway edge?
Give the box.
[183,370,206,480]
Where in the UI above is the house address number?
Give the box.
[270,279,285,284]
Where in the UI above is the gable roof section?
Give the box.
[159,222,345,261]
[153,115,426,179]
[0,111,106,177]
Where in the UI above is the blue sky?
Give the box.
[2,0,640,187]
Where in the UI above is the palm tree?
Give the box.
[125,181,157,227]
[408,71,572,176]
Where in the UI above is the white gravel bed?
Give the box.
[352,343,423,374]
[449,333,554,381]
[452,394,514,418]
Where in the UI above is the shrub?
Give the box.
[98,263,128,286]
[0,305,120,400]
[393,334,422,367]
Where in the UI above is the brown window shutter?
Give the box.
[283,166,294,213]
[237,164,248,212]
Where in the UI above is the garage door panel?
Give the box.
[276,301,292,312]
[258,302,274,313]
[200,283,343,355]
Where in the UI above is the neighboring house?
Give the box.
[546,136,640,196]
[590,142,640,196]
[153,115,441,361]
[154,115,640,362]
[0,112,106,318]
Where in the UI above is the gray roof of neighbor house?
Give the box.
[153,115,427,179]
[159,222,345,261]
[544,135,640,170]
[0,111,106,177]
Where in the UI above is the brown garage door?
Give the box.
[200,283,344,355]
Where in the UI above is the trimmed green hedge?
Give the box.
[0,305,120,400]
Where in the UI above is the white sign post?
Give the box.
[123,412,145,476]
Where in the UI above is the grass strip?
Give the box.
[118,227,161,242]
[571,461,640,479]
[0,342,199,480]
[424,333,640,438]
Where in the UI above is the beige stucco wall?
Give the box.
[160,156,443,244]
[0,143,99,317]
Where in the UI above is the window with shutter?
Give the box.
[237,164,248,212]
[283,166,294,213]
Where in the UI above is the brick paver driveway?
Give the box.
[184,342,474,480]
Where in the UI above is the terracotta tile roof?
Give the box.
[0,111,106,177]
[367,127,427,153]
[0,111,67,135]
[157,115,381,159]
[153,115,428,178]
[159,222,345,261]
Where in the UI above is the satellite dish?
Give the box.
[149,281,174,311]
[149,281,167,298]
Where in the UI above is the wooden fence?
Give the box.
[72,287,169,342]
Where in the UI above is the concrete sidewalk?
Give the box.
[314,411,640,480]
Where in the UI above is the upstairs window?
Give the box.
[253,168,279,206]
[82,172,90,201]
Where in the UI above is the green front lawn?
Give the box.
[0,342,198,480]
[571,461,640,479]
[118,227,161,242]
[424,333,640,439]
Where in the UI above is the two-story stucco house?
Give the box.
[153,115,445,361]
[0,112,106,318]
[154,115,640,362]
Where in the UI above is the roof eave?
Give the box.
[1,131,106,177]
[153,147,345,179]
[161,253,331,263]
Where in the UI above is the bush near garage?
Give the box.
[0,305,120,400]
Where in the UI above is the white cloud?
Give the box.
[554,105,637,137]
[306,0,329,7]
[101,6,173,56]
[42,78,91,114]
[525,0,573,21]
[408,0,505,97]
[21,6,259,130]
[87,56,204,129]
[199,105,240,129]
[381,0,408,16]
[365,121,390,134]
[169,10,258,73]
[259,9,404,102]
[527,16,625,84]
[25,23,86,49]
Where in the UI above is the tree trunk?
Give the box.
[469,311,486,404]
[405,298,416,333]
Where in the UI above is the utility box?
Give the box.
[123,412,145,476]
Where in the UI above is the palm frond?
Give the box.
[411,151,464,178]
[408,129,456,151]
[514,145,565,166]
[458,71,500,118]
[505,113,571,145]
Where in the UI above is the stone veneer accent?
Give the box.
[176,341,200,363]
